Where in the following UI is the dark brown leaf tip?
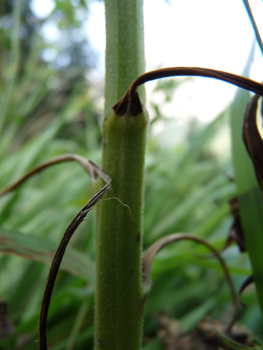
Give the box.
[113,67,263,118]
[238,275,254,307]
[243,95,263,189]
[227,197,246,252]
[0,298,15,339]
[113,89,143,117]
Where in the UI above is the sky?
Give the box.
[31,0,263,122]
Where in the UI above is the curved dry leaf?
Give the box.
[115,67,263,116]
[0,154,99,197]
[142,233,238,332]
[0,153,111,349]
[0,298,15,339]
[243,95,263,189]
[227,197,246,253]
[39,160,111,350]
[238,275,254,307]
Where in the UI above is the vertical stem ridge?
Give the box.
[104,0,145,113]
[95,1,147,349]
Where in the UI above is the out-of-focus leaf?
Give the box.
[149,175,229,240]
[239,275,254,306]
[223,197,246,252]
[237,94,263,315]
[230,45,263,316]
[0,229,95,282]
[218,330,263,350]
[143,338,163,350]
[243,95,263,187]
[0,298,15,339]
[180,297,216,331]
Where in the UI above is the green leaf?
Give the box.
[230,46,263,317]
[0,229,95,282]
[218,331,263,350]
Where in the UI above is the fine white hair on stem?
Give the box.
[100,197,133,220]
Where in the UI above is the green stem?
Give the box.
[95,1,147,349]
[104,0,145,113]
[95,108,148,350]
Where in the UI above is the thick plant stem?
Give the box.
[95,1,147,349]
[104,0,145,113]
[95,108,148,350]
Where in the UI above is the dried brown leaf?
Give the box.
[142,233,238,333]
[243,95,263,189]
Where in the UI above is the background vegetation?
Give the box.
[0,1,262,349]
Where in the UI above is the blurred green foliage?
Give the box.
[0,1,261,349]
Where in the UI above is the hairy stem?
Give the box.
[104,0,145,113]
[95,1,146,349]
